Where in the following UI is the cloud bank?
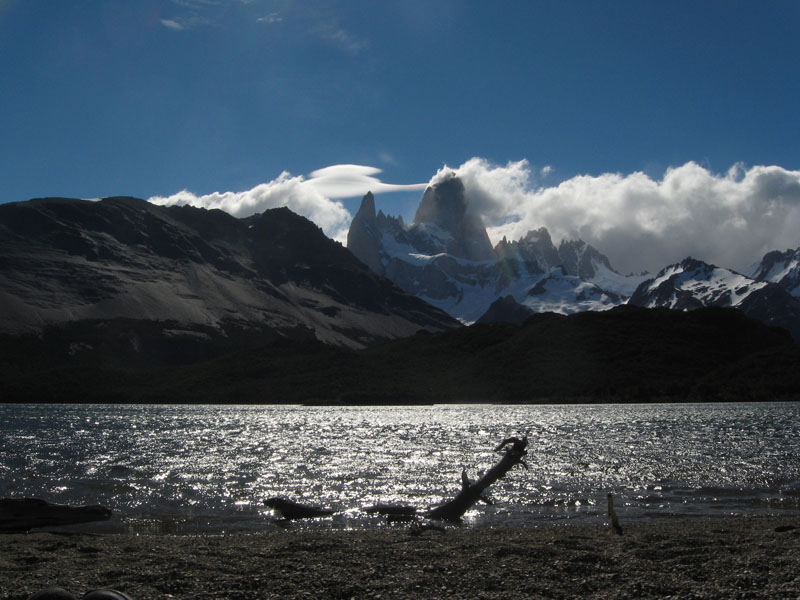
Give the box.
[148,165,426,243]
[434,158,800,274]
[150,159,800,276]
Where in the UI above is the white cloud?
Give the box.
[305,164,426,198]
[310,21,368,55]
[434,158,800,275]
[148,159,800,276]
[378,151,398,166]
[148,165,426,243]
[170,0,248,8]
[160,19,184,30]
[162,0,253,30]
[257,13,282,24]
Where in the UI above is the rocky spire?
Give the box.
[558,239,615,278]
[346,192,384,275]
[411,175,494,262]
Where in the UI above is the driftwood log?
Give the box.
[263,497,335,519]
[263,437,528,526]
[425,436,528,522]
[363,503,418,520]
[0,498,112,533]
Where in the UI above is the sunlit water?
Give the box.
[1,403,799,533]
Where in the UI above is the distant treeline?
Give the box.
[2,306,799,404]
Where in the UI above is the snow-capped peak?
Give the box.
[346,182,643,322]
[751,247,800,297]
[629,257,769,310]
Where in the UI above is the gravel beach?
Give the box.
[2,516,799,600]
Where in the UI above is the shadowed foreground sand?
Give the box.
[2,517,799,600]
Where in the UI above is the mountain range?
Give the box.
[0,196,458,362]
[347,174,800,339]
[1,184,799,403]
[347,175,642,323]
[629,257,800,340]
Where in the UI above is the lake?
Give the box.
[1,403,798,533]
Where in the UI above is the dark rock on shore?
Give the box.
[0,498,112,533]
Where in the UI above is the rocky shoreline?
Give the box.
[3,516,799,599]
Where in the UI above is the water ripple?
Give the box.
[1,402,798,532]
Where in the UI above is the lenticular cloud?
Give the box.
[304,165,427,198]
[148,165,426,243]
[436,158,800,274]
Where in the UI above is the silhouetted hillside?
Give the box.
[2,306,798,403]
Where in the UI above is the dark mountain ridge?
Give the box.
[3,305,797,403]
[0,196,459,356]
[476,295,535,325]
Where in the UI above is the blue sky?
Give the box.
[2,1,800,272]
